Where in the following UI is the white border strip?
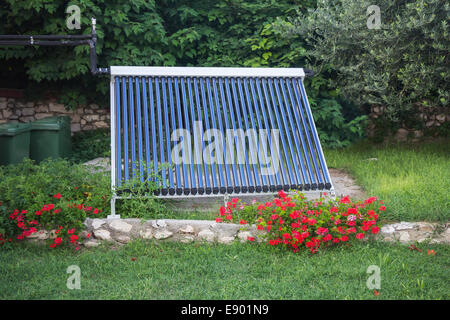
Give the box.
[110,66,305,78]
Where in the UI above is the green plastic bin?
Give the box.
[0,122,31,165]
[30,116,72,163]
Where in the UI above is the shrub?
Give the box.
[310,98,367,148]
[2,193,101,249]
[114,162,170,220]
[0,158,173,247]
[71,128,110,163]
[0,159,111,213]
[0,158,111,248]
[216,191,384,253]
[277,0,449,130]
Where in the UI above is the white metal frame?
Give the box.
[108,66,335,219]
[300,77,336,198]
[108,76,119,219]
[110,66,306,78]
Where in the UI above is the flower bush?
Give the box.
[216,191,385,253]
[0,159,112,248]
[0,159,110,217]
[0,192,102,250]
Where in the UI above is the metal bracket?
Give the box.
[223,193,230,207]
[304,69,315,77]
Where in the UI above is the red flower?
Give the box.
[53,193,62,199]
[216,217,223,223]
[379,206,386,211]
[323,234,332,242]
[371,226,380,234]
[70,235,79,243]
[54,237,62,245]
[247,236,255,242]
[340,235,349,242]
[356,233,365,239]
[330,207,339,213]
[93,208,99,214]
[339,196,350,204]
[239,219,247,225]
[225,214,233,221]
[278,190,287,198]
[68,228,75,234]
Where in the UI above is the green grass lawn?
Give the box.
[324,139,450,222]
[0,240,448,300]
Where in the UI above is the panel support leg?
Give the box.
[107,197,120,219]
[329,188,336,199]
[223,193,230,207]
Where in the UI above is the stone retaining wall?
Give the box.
[367,105,449,142]
[1,96,448,139]
[28,218,450,248]
[0,97,109,134]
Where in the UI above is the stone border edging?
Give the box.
[28,218,449,247]
[82,218,265,247]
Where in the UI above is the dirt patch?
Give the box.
[329,168,367,200]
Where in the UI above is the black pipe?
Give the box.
[0,34,92,40]
[0,17,109,75]
[0,39,90,46]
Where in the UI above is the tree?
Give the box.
[277,0,449,126]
